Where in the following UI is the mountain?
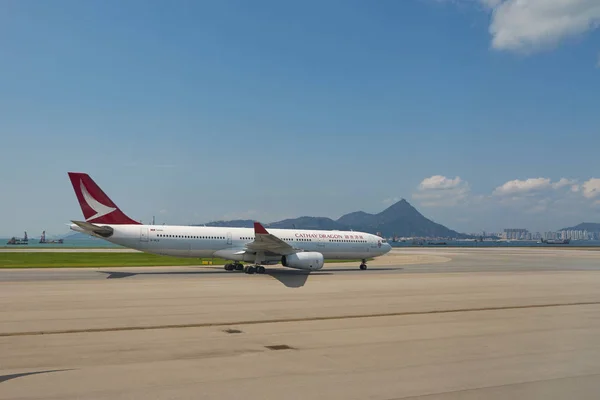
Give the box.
[201,199,468,238]
[337,199,468,238]
[202,220,255,228]
[269,217,346,230]
[61,232,94,240]
[559,223,600,232]
[337,211,374,227]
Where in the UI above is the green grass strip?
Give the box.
[0,252,365,268]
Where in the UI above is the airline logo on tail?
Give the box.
[68,172,140,225]
[80,180,116,222]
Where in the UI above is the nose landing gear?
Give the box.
[359,259,368,270]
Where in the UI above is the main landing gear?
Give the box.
[224,263,266,274]
[224,262,244,272]
[243,265,266,274]
[359,259,368,270]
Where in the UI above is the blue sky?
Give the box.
[1,0,599,237]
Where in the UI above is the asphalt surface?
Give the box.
[1,248,599,284]
[2,248,600,399]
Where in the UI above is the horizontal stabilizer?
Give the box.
[71,220,114,238]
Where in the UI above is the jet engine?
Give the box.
[281,252,324,270]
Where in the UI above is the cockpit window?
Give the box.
[381,239,387,243]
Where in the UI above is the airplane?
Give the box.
[67,172,392,274]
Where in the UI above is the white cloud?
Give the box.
[412,173,600,232]
[582,178,600,199]
[552,178,577,189]
[419,175,465,190]
[493,178,583,200]
[484,0,600,53]
[493,177,551,196]
[528,198,551,213]
[413,175,470,207]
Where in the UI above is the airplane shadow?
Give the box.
[98,268,325,288]
[322,267,404,272]
[267,270,317,288]
[0,369,73,385]
[97,266,403,288]
[99,270,228,280]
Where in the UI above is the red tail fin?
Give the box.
[68,172,140,225]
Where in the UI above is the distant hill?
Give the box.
[202,220,255,228]
[337,211,374,227]
[61,232,92,240]
[337,199,468,238]
[201,199,468,238]
[559,223,600,232]
[269,217,347,230]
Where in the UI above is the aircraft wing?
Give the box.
[245,222,298,255]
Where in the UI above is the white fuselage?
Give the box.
[71,224,392,263]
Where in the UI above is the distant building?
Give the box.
[503,229,529,240]
[544,231,559,240]
[557,230,591,241]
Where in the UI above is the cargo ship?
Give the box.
[427,241,448,246]
[6,231,28,245]
[541,238,571,245]
[39,231,64,244]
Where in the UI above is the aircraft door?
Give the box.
[368,236,377,252]
[140,227,149,242]
[227,232,232,245]
[317,235,326,248]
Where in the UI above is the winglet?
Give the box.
[254,221,269,235]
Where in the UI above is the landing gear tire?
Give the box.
[224,264,235,271]
[244,266,256,274]
[360,259,368,270]
[235,263,244,271]
[256,266,266,274]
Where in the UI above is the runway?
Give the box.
[2,248,600,399]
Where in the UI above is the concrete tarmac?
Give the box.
[2,248,600,399]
